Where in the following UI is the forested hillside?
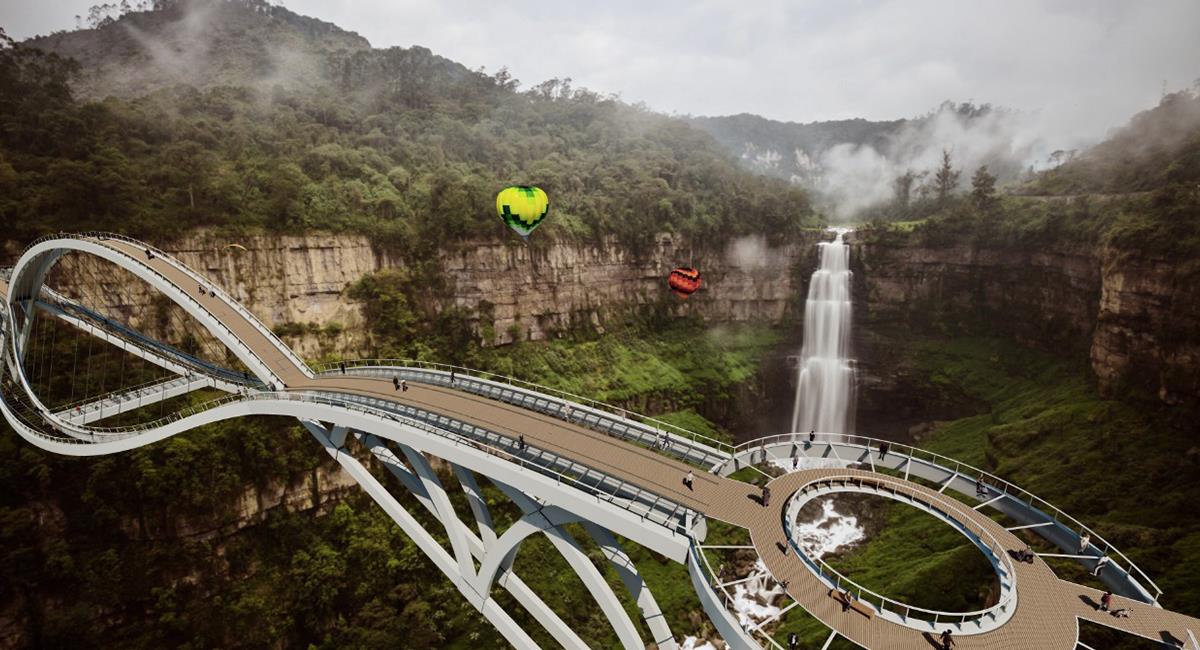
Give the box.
[1,0,817,261]
[0,3,822,647]
[686,112,905,181]
[859,89,1200,258]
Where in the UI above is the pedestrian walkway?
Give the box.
[7,234,1200,649]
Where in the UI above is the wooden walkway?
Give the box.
[15,237,1200,649]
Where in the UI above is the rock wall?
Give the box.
[10,228,1196,408]
[1091,250,1200,407]
[22,231,821,359]
[849,234,1200,410]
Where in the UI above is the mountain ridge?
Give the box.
[24,0,372,99]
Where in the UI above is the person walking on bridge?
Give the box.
[1100,591,1112,612]
[1080,532,1092,553]
[684,470,694,491]
[808,430,815,449]
[939,629,955,649]
[878,441,890,460]
[392,377,400,391]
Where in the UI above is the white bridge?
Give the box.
[1,233,1197,649]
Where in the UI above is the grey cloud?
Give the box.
[2,0,1197,140]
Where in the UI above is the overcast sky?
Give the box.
[2,0,1198,138]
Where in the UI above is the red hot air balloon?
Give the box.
[668,267,702,298]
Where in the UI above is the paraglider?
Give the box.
[223,243,248,252]
[668,267,702,298]
[496,186,549,240]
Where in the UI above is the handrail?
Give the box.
[14,231,310,382]
[732,432,1163,603]
[12,232,286,386]
[52,374,207,415]
[0,375,694,536]
[5,245,1166,605]
[312,358,736,456]
[42,295,261,388]
[784,474,1016,627]
[690,535,787,650]
[2,301,693,532]
[315,362,729,470]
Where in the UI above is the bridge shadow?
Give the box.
[1160,631,1183,646]
[920,632,947,649]
[1078,594,1101,610]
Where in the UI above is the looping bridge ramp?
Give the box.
[1,233,1197,650]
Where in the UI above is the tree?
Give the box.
[892,170,917,216]
[934,149,960,209]
[970,165,999,213]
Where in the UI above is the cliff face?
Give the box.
[849,235,1200,410]
[1091,251,1200,407]
[440,233,818,344]
[32,231,821,360]
[11,228,1196,409]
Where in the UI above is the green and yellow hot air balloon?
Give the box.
[496,185,549,240]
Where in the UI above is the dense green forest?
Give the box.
[0,3,824,645]
[0,6,817,261]
[2,2,1199,649]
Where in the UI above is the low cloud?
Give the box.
[813,104,1073,218]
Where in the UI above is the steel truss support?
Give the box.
[302,421,539,649]
[584,522,678,650]
[492,482,665,650]
[360,433,590,649]
[318,426,677,650]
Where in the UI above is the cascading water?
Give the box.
[791,229,856,435]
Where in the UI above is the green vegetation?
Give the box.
[346,265,784,443]
[793,334,1198,649]
[1,304,786,646]
[0,8,817,257]
[821,499,997,612]
[858,90,1200,258]
[833,336,1199,639]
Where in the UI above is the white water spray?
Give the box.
[791,229,856,435]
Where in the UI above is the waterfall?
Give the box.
[791,229,856,435]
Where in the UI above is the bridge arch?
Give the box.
[3,232,1197,650]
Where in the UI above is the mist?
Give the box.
[810,102,1090,220]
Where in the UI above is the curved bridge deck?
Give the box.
[4,234,1199,650]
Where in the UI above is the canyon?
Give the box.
[849,233,1200,412]
[6,227,1196,415]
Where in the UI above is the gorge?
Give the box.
[1,2,1198,648]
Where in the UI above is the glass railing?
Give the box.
[731,432,1163,605]
[783,474,1017,629]
[311,358,735,462]
[14,232,310,383]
